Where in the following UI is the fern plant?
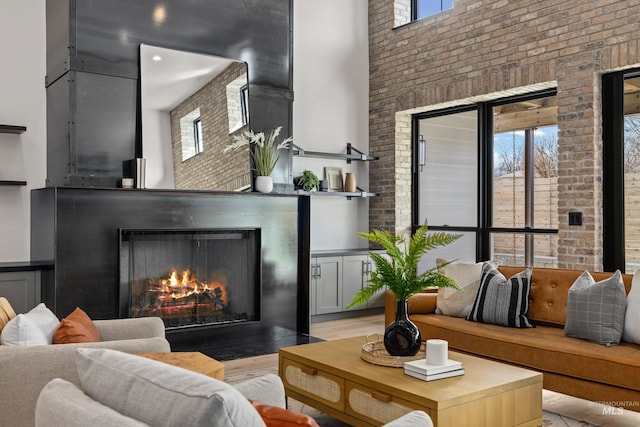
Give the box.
[346,224,462,307]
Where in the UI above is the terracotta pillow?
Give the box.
[250,400,320,427]
[53,307,102,344]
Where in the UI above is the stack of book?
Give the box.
[403,358,464,381]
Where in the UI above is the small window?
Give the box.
[179,108,203,161]
[413,0,452,20]
[240,85,249,126]
[193,118,203,155]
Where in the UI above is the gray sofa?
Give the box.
[35,347,433,427]
[0,316,170,427]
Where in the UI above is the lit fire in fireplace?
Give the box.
[157,268,227,308]
[134,268,229,323]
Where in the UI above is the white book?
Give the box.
[403,358,462,375]
[404,367,465,382]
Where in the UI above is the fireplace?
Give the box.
[119,228,260,330]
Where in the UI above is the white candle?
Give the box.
[426,339,448,366]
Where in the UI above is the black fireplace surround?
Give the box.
[31,187,312,359]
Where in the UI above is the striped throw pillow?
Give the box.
[466,263,534,328]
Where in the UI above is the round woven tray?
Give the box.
[360,334,426,367]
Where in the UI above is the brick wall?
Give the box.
[170,62,250,191]
[369,0,640,269]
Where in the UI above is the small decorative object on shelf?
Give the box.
[346,224,462,356]
[294,170,319,192]
[344,172,356,192]
[224,126,292,193]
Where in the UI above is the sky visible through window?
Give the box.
[416,0,452,19]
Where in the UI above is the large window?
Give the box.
[603,69,640,273]
[413,91,558,271]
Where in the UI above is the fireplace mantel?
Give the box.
[31,187,311,352]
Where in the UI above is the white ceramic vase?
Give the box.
[255,176,273,193]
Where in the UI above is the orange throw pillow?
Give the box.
[249,400,319,427]
[53,307,102,344]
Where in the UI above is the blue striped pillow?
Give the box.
[466,263,534,328]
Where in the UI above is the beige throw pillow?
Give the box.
[435,259,495,318]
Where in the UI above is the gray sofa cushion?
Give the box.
[75,348,265,427]
[36,378,149,427]
[564,270,626,346]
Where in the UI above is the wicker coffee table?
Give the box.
[278,336,542,427]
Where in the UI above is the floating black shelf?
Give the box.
[0,180,27,186]
[293,143,378,164]
[0,125,27,134]
[295,190,376,200]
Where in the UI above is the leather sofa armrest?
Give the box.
[384,290,438,327]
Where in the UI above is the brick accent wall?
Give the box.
[171,62,250,191]
[369,0,640,269]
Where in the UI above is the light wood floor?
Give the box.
[224,314,640,426]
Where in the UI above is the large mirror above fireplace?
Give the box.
[140,44,251,191]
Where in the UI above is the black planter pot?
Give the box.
[384,300,422,356]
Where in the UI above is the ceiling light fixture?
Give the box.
[152,55,162,61]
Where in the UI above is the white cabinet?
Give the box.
[311,252,386,316]
[310,256,342,315]
[342,255,369,311]
[0,271,40,313]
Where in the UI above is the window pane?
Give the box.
[493,131,525,228]
[416,0,452,19]
[624,76,640,273]
[418,110,478,227]
[492,233,558,268]
[533,125,558,229]
[418,232,477,274]
[492,96,558,229]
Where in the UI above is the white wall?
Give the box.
[293,0,370,250]
[0,0,46,262]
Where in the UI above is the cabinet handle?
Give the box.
[311,264,316,279]
[362,260,366,276]
[317,264,322,279]
[368,260,373,275]
[301,366,318,376]
[371,391,392,403]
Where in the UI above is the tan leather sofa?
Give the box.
[385,266,640,412]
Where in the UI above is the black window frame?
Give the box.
[412,88,559,264]
[193,117,203,155]
[602,68,640,272]
[411,0,452,21]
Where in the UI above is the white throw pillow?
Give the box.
[75,348,266,427]
[623,270,640,344]
[435,259,496,318]
[0,303,60,346]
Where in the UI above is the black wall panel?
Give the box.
[45,0,293,187]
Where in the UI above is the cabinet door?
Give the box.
[367,254,388,308]
[313,257,342,315]
[342,255,368,311]
[0,271,40,313]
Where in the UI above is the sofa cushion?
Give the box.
[435,259,494,318]
[564,270,626,346]
[412,314,640,392]
[36,378,149,427]
[54,307,102,344]
[75,348,266,427]
[466,264,533,328]
[623,270,640,344]
[0,303,60,346]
